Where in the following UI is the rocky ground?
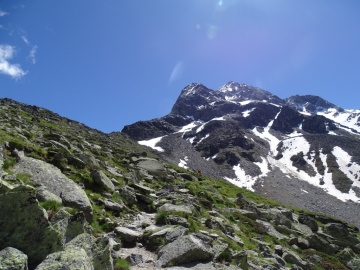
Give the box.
[1,98,360,270]
[254,168,360,229]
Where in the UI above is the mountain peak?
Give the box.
[285,95,343,114]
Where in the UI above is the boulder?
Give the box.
[0,247,28,270]
[90,170,115,192]
[158,203,192,215]
[136,158,166,176]
[35,186,62,204]
[78,153,99,168]
[35,246,93,270]
[104,199,125,212]
[114,227,141,247]
[67,234,113,270]
[338,247,360,270]
[298,213,318,232]
[120,186,137,206]
[0,186,63,269]
[50,210,91,244]
[12,156,93,222]
[305,233,338,254]
[156,234,214,267]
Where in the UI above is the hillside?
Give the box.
[0,97,360,269]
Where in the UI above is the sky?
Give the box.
[1,0,360,133]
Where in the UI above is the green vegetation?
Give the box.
[114,259,130,270]
[39,200,63,212]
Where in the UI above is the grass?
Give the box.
[16,173,31,183]
[114,259,130,270]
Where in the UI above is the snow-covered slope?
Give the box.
[123,82,360,224]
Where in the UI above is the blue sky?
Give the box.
[1,1,360,133]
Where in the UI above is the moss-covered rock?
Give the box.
[0,186,63,269]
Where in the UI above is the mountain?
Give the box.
[1,97,360,270]
[122,82,360,229]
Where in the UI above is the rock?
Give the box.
[0,179,16,194]
[78,153,99,168]
[282,251,308,268]
[35,246,93,270]
[66,156,86,169]
[136,158,166,176]
[0,247,28,270]
[90,170,115,192]
[156,234,214,267]
[0,186,63,269]
[126,253,144,266]
[158,203,192,215]
[104,199,125,212]
[65,234,113,270]
[146,226,189,251]
[305,233,338,254]
[179,173,198,181]
[12,156,93,222]
[51,210,91,244]
[35,186,62,204]
[256,220,287,240]
[114,227,141,247]
[338,247,360,270]
[298,213,318,232]
[120,186,137,206]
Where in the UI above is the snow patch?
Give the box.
[138,136,165,152]
[178,156,189,169]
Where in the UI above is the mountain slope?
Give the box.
[1,98,360,269]
[123,82,360,228]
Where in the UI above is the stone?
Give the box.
[114,227,141,247]
[282,251,308,268]
[104,199,125,212]
[0,186,63,269]
[12,156,93,222]
[78,153,99,168]
[298,213,318,232]
[156,234,214,267]
[120,186,137,206]
[306,233,338,254]
[158,203,192,215]
[0,247,28,270]
[126,253,143,265]
[90,170,115,192]
[35,186,62,204]
[35,246,93,270]
[136,158,166,176]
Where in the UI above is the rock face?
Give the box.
[0,247,28,270]
[0,186,63,269]
[12,156,93,222]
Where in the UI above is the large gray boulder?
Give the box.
[65,234,113,270]
[12,156,93,222]
[0,186,63,269]
[0,247,28,270]
[90,170,115,192]
[156,234,214,267]
[158,203,193,215]
[35,246,93,270]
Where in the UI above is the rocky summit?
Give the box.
[0,96,360,270]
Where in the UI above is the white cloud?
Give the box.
[0,10,8,17]
[169,61,184,84]
[21,35,30,45]
[28,45,38,64]
[0,45,27,79]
